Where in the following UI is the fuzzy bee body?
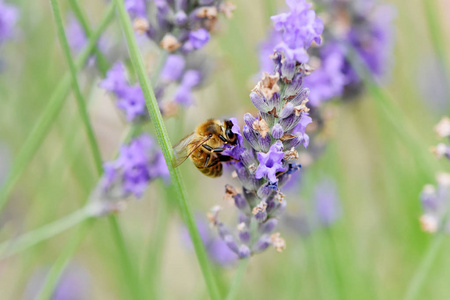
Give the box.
[173,119,238,177]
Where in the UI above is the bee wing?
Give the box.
[173,133,211,168]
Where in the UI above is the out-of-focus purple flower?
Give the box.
[304,43,348,106]
[100,63,147,121]
[160,54,186,82]
[125,0,147,18]
[255,141,286,183]
[103,134,169,199]
[314,178,341,226]
[66,14,87,54]
[271,0,323,64]
[0,0,18,44]
[173,70,202,106]
[183,29,211,52]
[23,265,90,300]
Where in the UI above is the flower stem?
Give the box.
[112,1,221,299]
[225,259,249,300]
[0,208,91,259]
[51,0,103,175]
[0,3,115,214]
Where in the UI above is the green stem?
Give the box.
[0,3,115,214]
[0,208,91,259]
[225,259,249,300]
[404,233,444,300]
[36,219,94,300]
[113,1,220,299]
[68,0,110,75]
[51,0,103,175]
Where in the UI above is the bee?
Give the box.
[173,119,238,177]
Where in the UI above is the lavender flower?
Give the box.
[126,0,236,54]
[208,0,321,257]
[100,63,148,122]
[419,173,450,233]
[88,134,169,216]
[0,0,18,44]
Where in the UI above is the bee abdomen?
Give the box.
[199,163,223,178]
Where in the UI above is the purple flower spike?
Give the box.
[255,141,286,183]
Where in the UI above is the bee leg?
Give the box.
[204,155,210,168]
[219,135,227,143]
[206,154,237,168]
[202,144,213,151]
[212,147,224,153]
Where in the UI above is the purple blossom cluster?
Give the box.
[125,0,235,54]
[419,173,450,233]
[89,134,169,216]
[208,0,321,258]
[0,0,18,45]
[308,0,395,105]
[260,0,395,107]
[432,117,450,160]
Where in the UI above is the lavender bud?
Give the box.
[244,113,257,128]
[290,88,309,106]
[271,200,287,217]
[259,218,278,234]
[243,125,261,151]
[257,184,276,199]
[265,198,276,214]
[258,133,271,152]
[250,92,271,113]
[238,245,251,258]
[268,92,281,112]
[240,149,258,168]
[272,123,284,139]
[283,135,302,149]
[279,103,294,119]
[174,11,188,25]
[217,223,230,240]
[280,59,296,82]
[234,194,249,211]
[224,235,239,254]
[284,73,303,99]
[252,234,271,253]
[239,230,251,243]
[280,113,301,132]
[238,212,251,225]
[254,211,267,223]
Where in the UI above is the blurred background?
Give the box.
[0,0,450,299]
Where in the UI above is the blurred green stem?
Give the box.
[40,2,142,299]
[404,233,444,300]
[0,208,91,259]
[0,3,115,214]
[51,0,103,174]
[113,0,220,298]
[225,259,249,300]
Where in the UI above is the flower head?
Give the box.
[255,141,286,183]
